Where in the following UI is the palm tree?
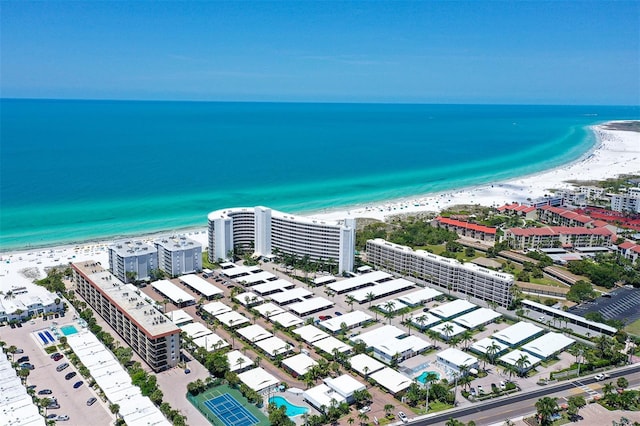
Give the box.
[347,417,355,426]
[363,365,370,379]
[415,314,428,330]
[346,295,356,312]
[383,301,395,324]
[357,412,369,426]
[535,396,558,426]
[486,341,501,365]
[427,329,440,349]
[515,353,531,377]
[603,381,615,396]
[442,323,454,341]
[366,292,375,307]
[383,404,394,418]
[461,330,474,350]
[567,395,586,420]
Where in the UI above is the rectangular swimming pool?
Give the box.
[60,325,78,336]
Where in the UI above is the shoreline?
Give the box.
[1,121,639,288]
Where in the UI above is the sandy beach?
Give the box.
[1,122,638,291]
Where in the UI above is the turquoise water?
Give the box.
[269,396,309,417]
[60,325,78,336]
[416,371,441,383]
[1,99,638,250]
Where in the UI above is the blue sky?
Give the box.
[2,1,638,104]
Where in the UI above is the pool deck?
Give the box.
[268,390,314,425]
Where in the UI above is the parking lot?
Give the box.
[1,318,114,426]
[570,287,640,323]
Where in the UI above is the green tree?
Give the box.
[535,396,558,426]
[617,377,629,390]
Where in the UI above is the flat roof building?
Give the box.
[408,312,441,330]
[303,384,346,412]
[180,322,212,340]
[323,374,366,403]
[208,206,356,273]
[452,308,501,329]
[493,321,544,347]
[237,324,273,343]
[227,350,254,373]
[288,297,334,316]
[293,325,330,343]
[349,353,385,377]
[320,311,373,333]
[397,287,443,307]
[151,279,196,308]
[347,278,415,304]
[234,291,264,307]
[251,279,295,296]
[253,302,286,319]
[313,336,352,355]
[282,353,318,377]
[165,309,193,327]
[193,333,229,352]
[369,367,413,395]
[430,322,466,340]
[366,238,514,307]
[154,236,202,277]
[72,261,181,372]
[269,287,314,305]
[429,299,477,320]
[178,274,223,299]
[499,349,542,373]
[470,338,509,357]
[270,312,304,329]
[327,271,392,294]
[436,348,479,373]
[215,311,250,328]
[108,240,157,284]
[521,332,575,360]
[237,367,280,393]
[201,301,232,317]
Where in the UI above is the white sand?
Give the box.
[1,122,638,292]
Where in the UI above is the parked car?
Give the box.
[56,415,69,421]
[499,381,506,390]
[334,311,343,316]
[46,414,57,420]
[38,389,53,395]
[20,363,35,370]
[318,315,332,320]
[50,352,61,359]
[73,381,84,389]
[470,387,477,396]
[17,356,30,364]
[53,354,64,361]
[398,411,409,424]
[477,384,485,394]
[86,397,97,406]
[56,363,69,372]
[358,406,370,414]
[15,348,24,354]
[64,372,77,380]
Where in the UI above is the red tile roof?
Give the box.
[538,205,592,224]
[435,217,497,234]
[506,226,613,237]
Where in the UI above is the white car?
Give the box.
[499,381,506,390]
[358,406,370,414]
[594,373,609,381]
[398,411,409,423]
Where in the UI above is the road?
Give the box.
[402,363,640,426]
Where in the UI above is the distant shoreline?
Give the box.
[1,119,638,254]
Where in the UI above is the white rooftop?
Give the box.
[215,311,250,328]
[293,325,331,343]
[499,349,543,369]
[270,312,304,328]
[234,291,263,306]
[430,299,477,319]
[347,278,414,303]
[282,353,318,376]
[369,367,413,394]
[351,325,405,348]
[303,383,346,410]
[193,333,229,351]
[179,274,224,298]
[151,279,196,304]
[237,367,279,392]
[437,347,479,368]
[251,279,295,295]
[202,301,232,316]
[253,302,286,318]
[288,297,334,316]
[397,287,443,306]
[237,271,276,285]
[374,334,430,357]
[269,287,314,305]
[237,324,273,343]
[324,374,366,398]
[349,353,385,376]
[227,350,254,372]
[375,298,406,313]
[431,322,466,339]
[255,336,293,357]
[327,270,392,293]
[313,336,352,355]
[313,275,336,285]
[452,308,501,329]
[222,265,262,279]
[320,311,372,333]
[165,309,193,325]
[521,332,575,359]
[493,321,543,346]
[408,312,441,328]
[470,338,509,355]
[180,322,212,339]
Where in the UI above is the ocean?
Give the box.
[1,99,638,251]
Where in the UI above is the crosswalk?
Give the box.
[574,380,600,399]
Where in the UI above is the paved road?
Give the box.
[401,363,640,426]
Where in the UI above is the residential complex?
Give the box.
[503,226,613,250]
[207,206,356,273]
[0,285,62,323]
[154,236,202,277]
[71,261,181,372]
[432,217,497,242]
[365,238,514,307]
[610,189,640,213]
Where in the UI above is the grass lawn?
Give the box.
[530,277,567,287]
[625,318,640,337]
[411,400,453,415]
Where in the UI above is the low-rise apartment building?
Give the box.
[72,261,181,372]
[503,226,613,250]
[432,217,497,242]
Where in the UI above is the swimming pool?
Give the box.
[61,325,78,336]
[269,396,309,417]
[416,370,440,384]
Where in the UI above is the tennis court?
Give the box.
[204,393,259,426]
[187,384,269,426]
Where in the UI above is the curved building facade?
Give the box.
[207,207,355,273]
